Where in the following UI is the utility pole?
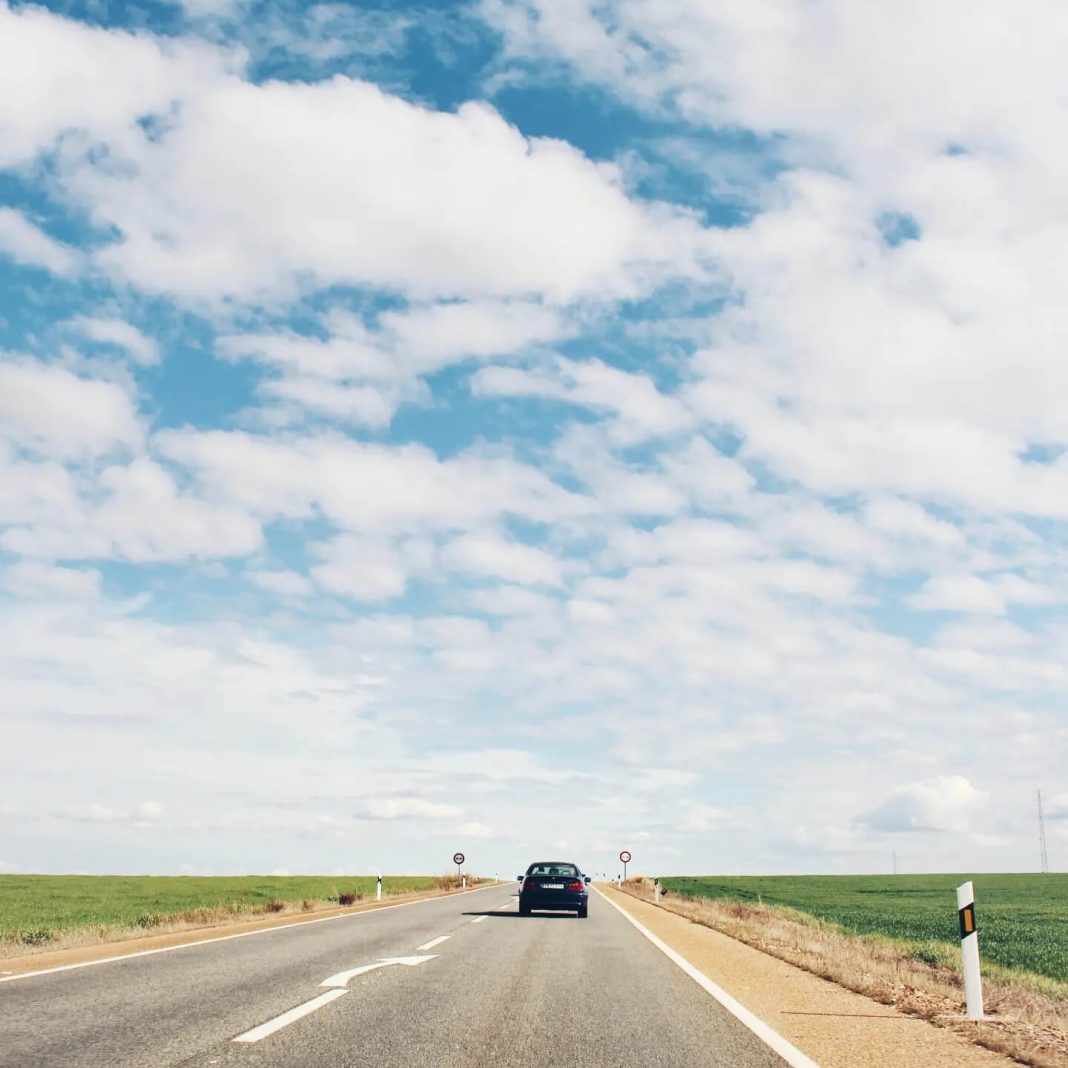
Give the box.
[892,850,897,876]
[1038,790,1049,874]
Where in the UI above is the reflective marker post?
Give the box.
[654,877,660,904]
[376,874,382,902]
[956,881,984,1019]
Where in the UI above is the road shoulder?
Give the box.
[598,884,1015,1068]
[0,883,500,979]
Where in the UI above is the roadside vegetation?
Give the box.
[620,874,1068,1068]
[664,873,1068,982]
[0,873,475,957]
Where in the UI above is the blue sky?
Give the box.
[1,0,1066,877]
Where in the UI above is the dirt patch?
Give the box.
[607,882,1067,1068]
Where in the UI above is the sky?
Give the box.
[1,0,1066,878]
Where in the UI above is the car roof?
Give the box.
[527,860,579,867]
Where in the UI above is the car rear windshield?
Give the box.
[527,864,579,877]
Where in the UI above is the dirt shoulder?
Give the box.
[0,882,494,977]
[599,883,1020,1068]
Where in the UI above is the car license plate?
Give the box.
[542,883,564,889]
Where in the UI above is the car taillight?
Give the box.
[567,880,584,891]
[523,879,537,891]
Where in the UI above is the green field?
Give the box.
[662,874,1068,982]
[0,875,438,946]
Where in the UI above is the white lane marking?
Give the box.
[594,888,821,1068]
[416,935,450,951]
[497,902,514,910]
[471,915,488,923]
[0,884,504,985]
[232,989,348,1043]
[320,955,437,989]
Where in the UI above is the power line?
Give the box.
[1038,789,1049,874]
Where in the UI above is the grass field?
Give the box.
[0,874,439,947]
[662,874,1068,982]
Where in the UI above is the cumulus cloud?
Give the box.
[0,208,80,276]
[68,317,160,365]
[861,776,988,834]
[440,530,564,587]
[1,457,263,562]
[0,359,142,459]
[472,356,694,444]
[1,561,101,599]
[64,74,703,302]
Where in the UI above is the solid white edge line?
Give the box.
[232,989,348,1043]
[593,888,821,1068]
[415,935,450,951]
[0,883,505,985]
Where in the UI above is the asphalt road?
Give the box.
[1,884,789,1067]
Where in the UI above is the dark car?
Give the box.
[517,861,590,917]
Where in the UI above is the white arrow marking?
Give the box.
[233,990,348,1043]
[320,954,437,989]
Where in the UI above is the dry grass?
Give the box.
[620,880,1068,1068]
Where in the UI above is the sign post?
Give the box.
[619,850,632,883]
[956,881,984,1019]
[453,852,465,890]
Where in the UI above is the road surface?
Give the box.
[1,884,790,1067]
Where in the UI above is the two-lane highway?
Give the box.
[1,884,792,1067]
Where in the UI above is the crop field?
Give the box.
[0,874,438,947]
[662,873,1068,982]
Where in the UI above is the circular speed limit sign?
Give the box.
[619,850,632,864]
[453,852,465,865]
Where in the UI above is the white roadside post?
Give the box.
[376,874,382,902]
[654,877,661,904]
[956,881,984,1020]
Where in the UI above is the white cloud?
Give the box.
[157,429,588,533]
[310,535,425,602]
[0,359,142,458]
[1,561,101,599]
[441,530,564,587]
[0,208,80,276]
[59,71,703,302]
[247,569,312,597]
[910,573,1005,615]
[56,801,162,825]
[382,300,568,373]
[862,775,988,834]
[1,457,263,562]
[472,356,693,444]
[69,317,160,365]
[0,1,238,168]
[363,798,463,820]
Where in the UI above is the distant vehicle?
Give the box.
[517,861,590,917]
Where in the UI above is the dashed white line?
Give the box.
[416,935,450,951]
[232,990,348,1043]
[471,915,488,923]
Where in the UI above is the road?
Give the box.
[1,884,790,1067]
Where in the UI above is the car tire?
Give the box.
[519,902,531,916]
[577,906,588,918]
